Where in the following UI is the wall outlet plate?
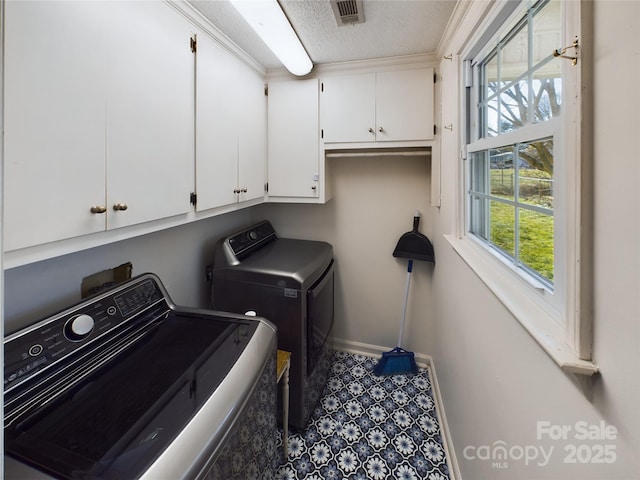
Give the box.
[81,262,133,298]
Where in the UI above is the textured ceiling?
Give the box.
[188,0,457,71]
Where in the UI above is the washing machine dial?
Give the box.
[248,230,258,241]
[64,314,95,341]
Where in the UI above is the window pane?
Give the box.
[482,53,499,138]
[532,73,561,123]
[470,151,487,193]
[485,53,499,91]
[517,140,553,209]
[500,25,528,83]
[469,142,554,286]
[532,0,562,65]
[499,79,529,132]
[490,147,515,200]
[490,200,515,258]
[519,209,554,282]
[470,152,488,240]
[470,195,488,240]
[486,96,499,137]
[532,0,562,122]
[478,0,564,134]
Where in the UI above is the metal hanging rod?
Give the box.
[325,147,431,158]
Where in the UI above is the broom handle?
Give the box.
[413,214,420,232]
[398,259,413,347]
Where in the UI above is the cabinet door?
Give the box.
[321,73,376,143]
[196,34,239,211]
[268,79,319,198]
[106,2,194,228]
[196,34,266,209]
[195,34,243,211]
[376,68,434,142]
[3,1,107,251]
[237,65,267,203]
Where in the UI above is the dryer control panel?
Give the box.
[218,220,278,264]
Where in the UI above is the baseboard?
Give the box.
[331,337,462,480]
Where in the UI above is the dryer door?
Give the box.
[307,260,334,375]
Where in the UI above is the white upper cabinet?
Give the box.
[236,57,267,204]
[321,68,435,144]
[4,1,108,251]
[267,78,320,199]
[106,1,195,230]
[375,69,435,142]
[3,1,195,251]
[195,34,241,211]
[321,73,376,144]
[195,33,266,211]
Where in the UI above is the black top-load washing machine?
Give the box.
[208,221,334,430]
[4,273,278,479]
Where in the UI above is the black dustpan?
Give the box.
[393,212,435,263]
[373,212,434,377]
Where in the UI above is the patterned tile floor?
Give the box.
[276,350,451,480]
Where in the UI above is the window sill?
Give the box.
[444,234,598,376]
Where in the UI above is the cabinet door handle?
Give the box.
[311,185,317,191]
[368,128,374,134]
[241,188,248,193]
[113,203,128,211]
[90,205,107,214]
[378,126,384,133]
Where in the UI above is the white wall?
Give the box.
[3,210,251,333]
[432,1,640,479]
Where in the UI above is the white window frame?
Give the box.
[446,0,597,375]
[466,123,560,297]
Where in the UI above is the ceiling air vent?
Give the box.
[331,0,364,26]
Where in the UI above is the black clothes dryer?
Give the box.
[209,221,334,430]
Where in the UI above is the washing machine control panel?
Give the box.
[4,277,166,392]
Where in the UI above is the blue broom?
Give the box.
[373,212,435,376]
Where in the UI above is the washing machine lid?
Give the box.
[4,313,257,479]
[214,238,333,289]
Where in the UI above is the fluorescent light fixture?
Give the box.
[230,0,313,76]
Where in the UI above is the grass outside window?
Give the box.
[471,137,554,287]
